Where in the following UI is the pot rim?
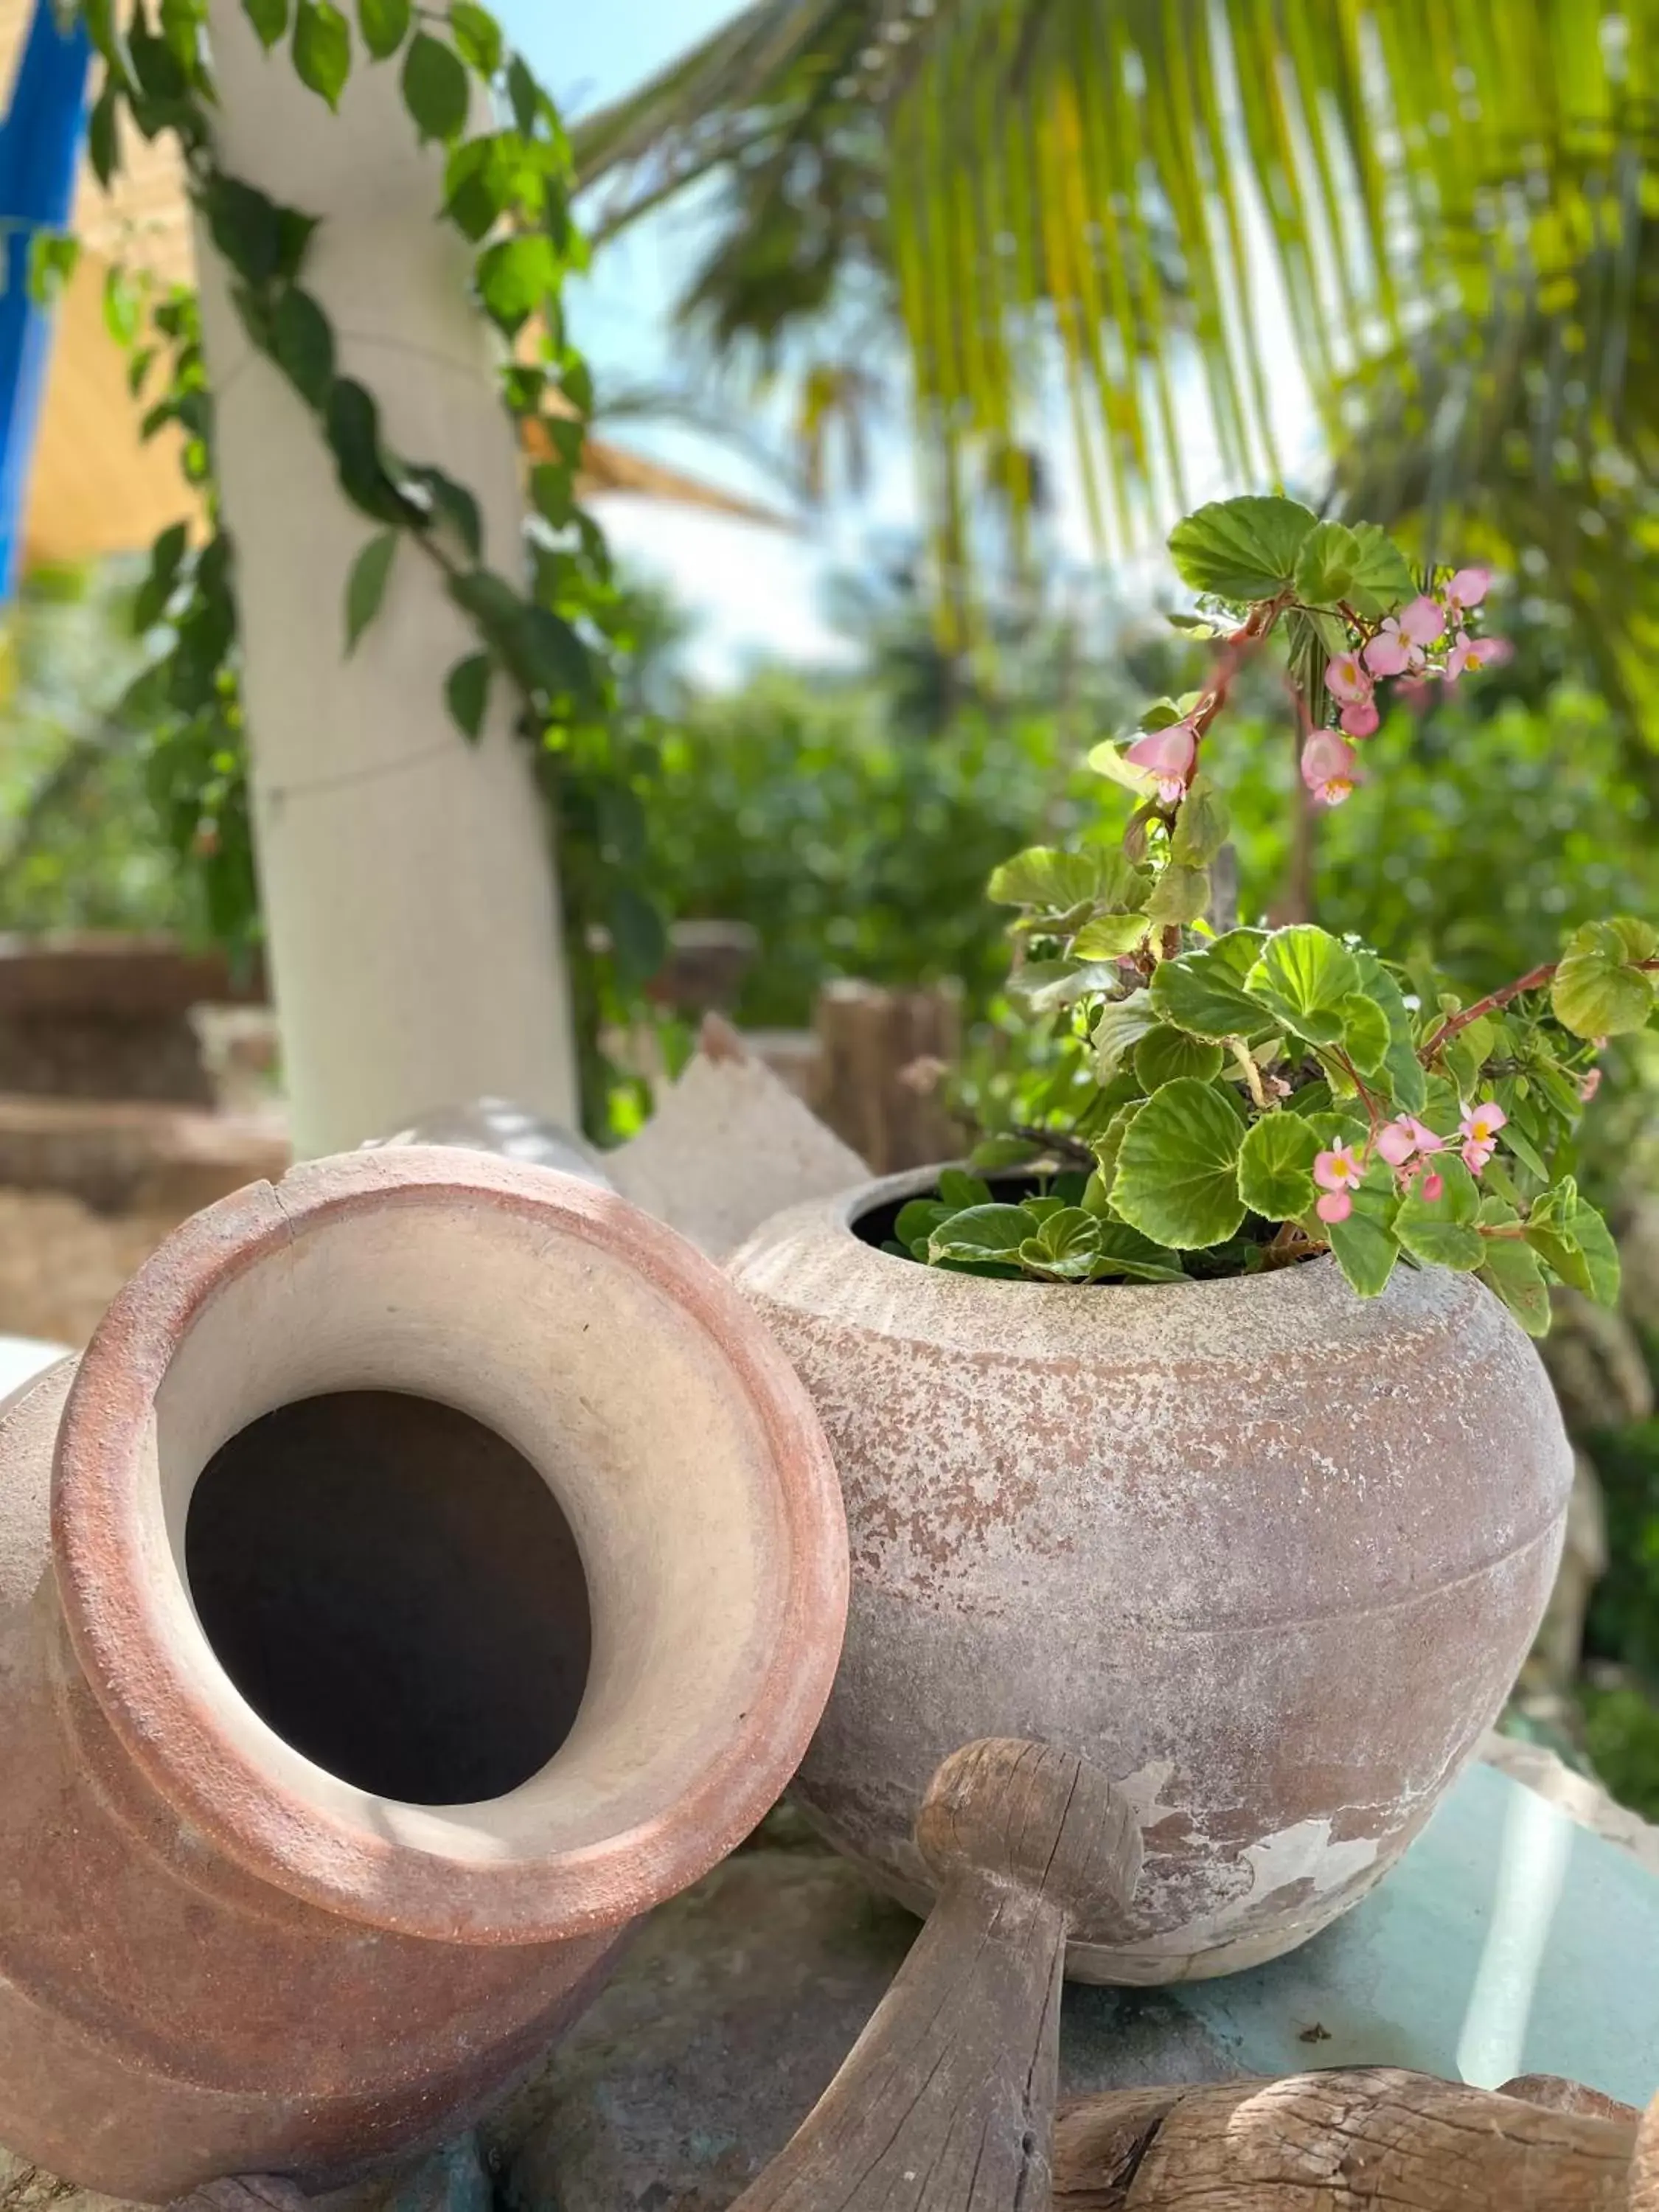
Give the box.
[50,1148,848,1946]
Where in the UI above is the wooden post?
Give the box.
[810,979,965,1175]
[727,1738,1143,2212]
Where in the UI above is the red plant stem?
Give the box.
[1332,1049,1385,1135]
[1419,958,1659,1061]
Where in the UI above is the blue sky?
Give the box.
[497,0,863,684]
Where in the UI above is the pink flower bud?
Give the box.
[1124,720,1197,804]
[1301,730,1362,807]
[1420,1171,1445,1203]
[1316,1189,1354,1224]
[1339,698,1380,739]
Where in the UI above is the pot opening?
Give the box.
[184,1388,591,1806]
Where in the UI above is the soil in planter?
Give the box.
[853,1174,1292,1282]
[187,1390,591,1804]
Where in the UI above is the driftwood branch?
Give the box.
[728,1738,1142,2212]
[1052,2070,1639,2208]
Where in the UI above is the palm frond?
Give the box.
[573,0,1659,591]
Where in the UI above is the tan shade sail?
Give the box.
[4,0,784,569]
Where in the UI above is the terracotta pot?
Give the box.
[728,1167,1572,1986]
[0,1150,846,2200]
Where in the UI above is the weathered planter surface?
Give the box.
[729,1168,1573,1985]
[0,1150,846,2201]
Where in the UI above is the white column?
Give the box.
[194,1,580,1158]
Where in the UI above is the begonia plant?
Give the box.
[894,495,1655,1336]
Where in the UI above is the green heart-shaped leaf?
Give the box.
[1551,918,1659,1039]
[1112,1078,1247,1250]
[1326,1187,1400,1297]
[1167,494,1318,600]
[1247,926,1362,1047]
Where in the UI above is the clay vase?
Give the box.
[728,1168,1573,1986]
[0,1150,846,2201]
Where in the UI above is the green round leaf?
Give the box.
[1338,992,1391,1077]
[1071,911,1150,959]
[1246,926,1362,1047]
[1292,519,1363,609]
[928,1203,1037,1265]
[1020,1207,1102,1280]
[1111,1079,1247,1251]
[1166,494,1318,600]
[1236,1113,1321,1220]
[292,0,351,106]
[401,28,470,140]
[1149,929,1265,1039]
[1144,862,1211,927]
[1092,992,1159,1079]
[1135,1027,1225,1091]
[1551,919,1659,1039]
[1394,1154,1485,1270]
[1343,523,1419,618]
[355,0,409,58]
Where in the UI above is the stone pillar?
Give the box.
[194,2,578,1157]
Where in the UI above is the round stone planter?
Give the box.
[728,1166,1573,1986]
[0,1150,846,2200]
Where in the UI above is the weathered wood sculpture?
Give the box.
[728,1737,1144,2212]
[726,1736,1655,2212]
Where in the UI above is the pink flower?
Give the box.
[1399,594,1446,647]
[1340,697,1380,738]
[1420,1170,1444,1203]
[1301,729,1362,807]
[1124,720,1197,804]
[1444,632,1511,682]
[1325,652,1372,706]
[1363,619,1425,678]
[1377,1114,1443,1167]
[1579,1066,1602,1103]
[1445,566,1492,614]
[1458,1099,1507,1175]
[1314,1144,1363,1225]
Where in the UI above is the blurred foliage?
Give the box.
[0,562,195,938]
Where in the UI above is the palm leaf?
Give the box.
[574,0,1659,593]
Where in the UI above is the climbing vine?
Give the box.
[71,0,664,1136]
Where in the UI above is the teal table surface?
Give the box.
[1064,1757,1659,2107]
